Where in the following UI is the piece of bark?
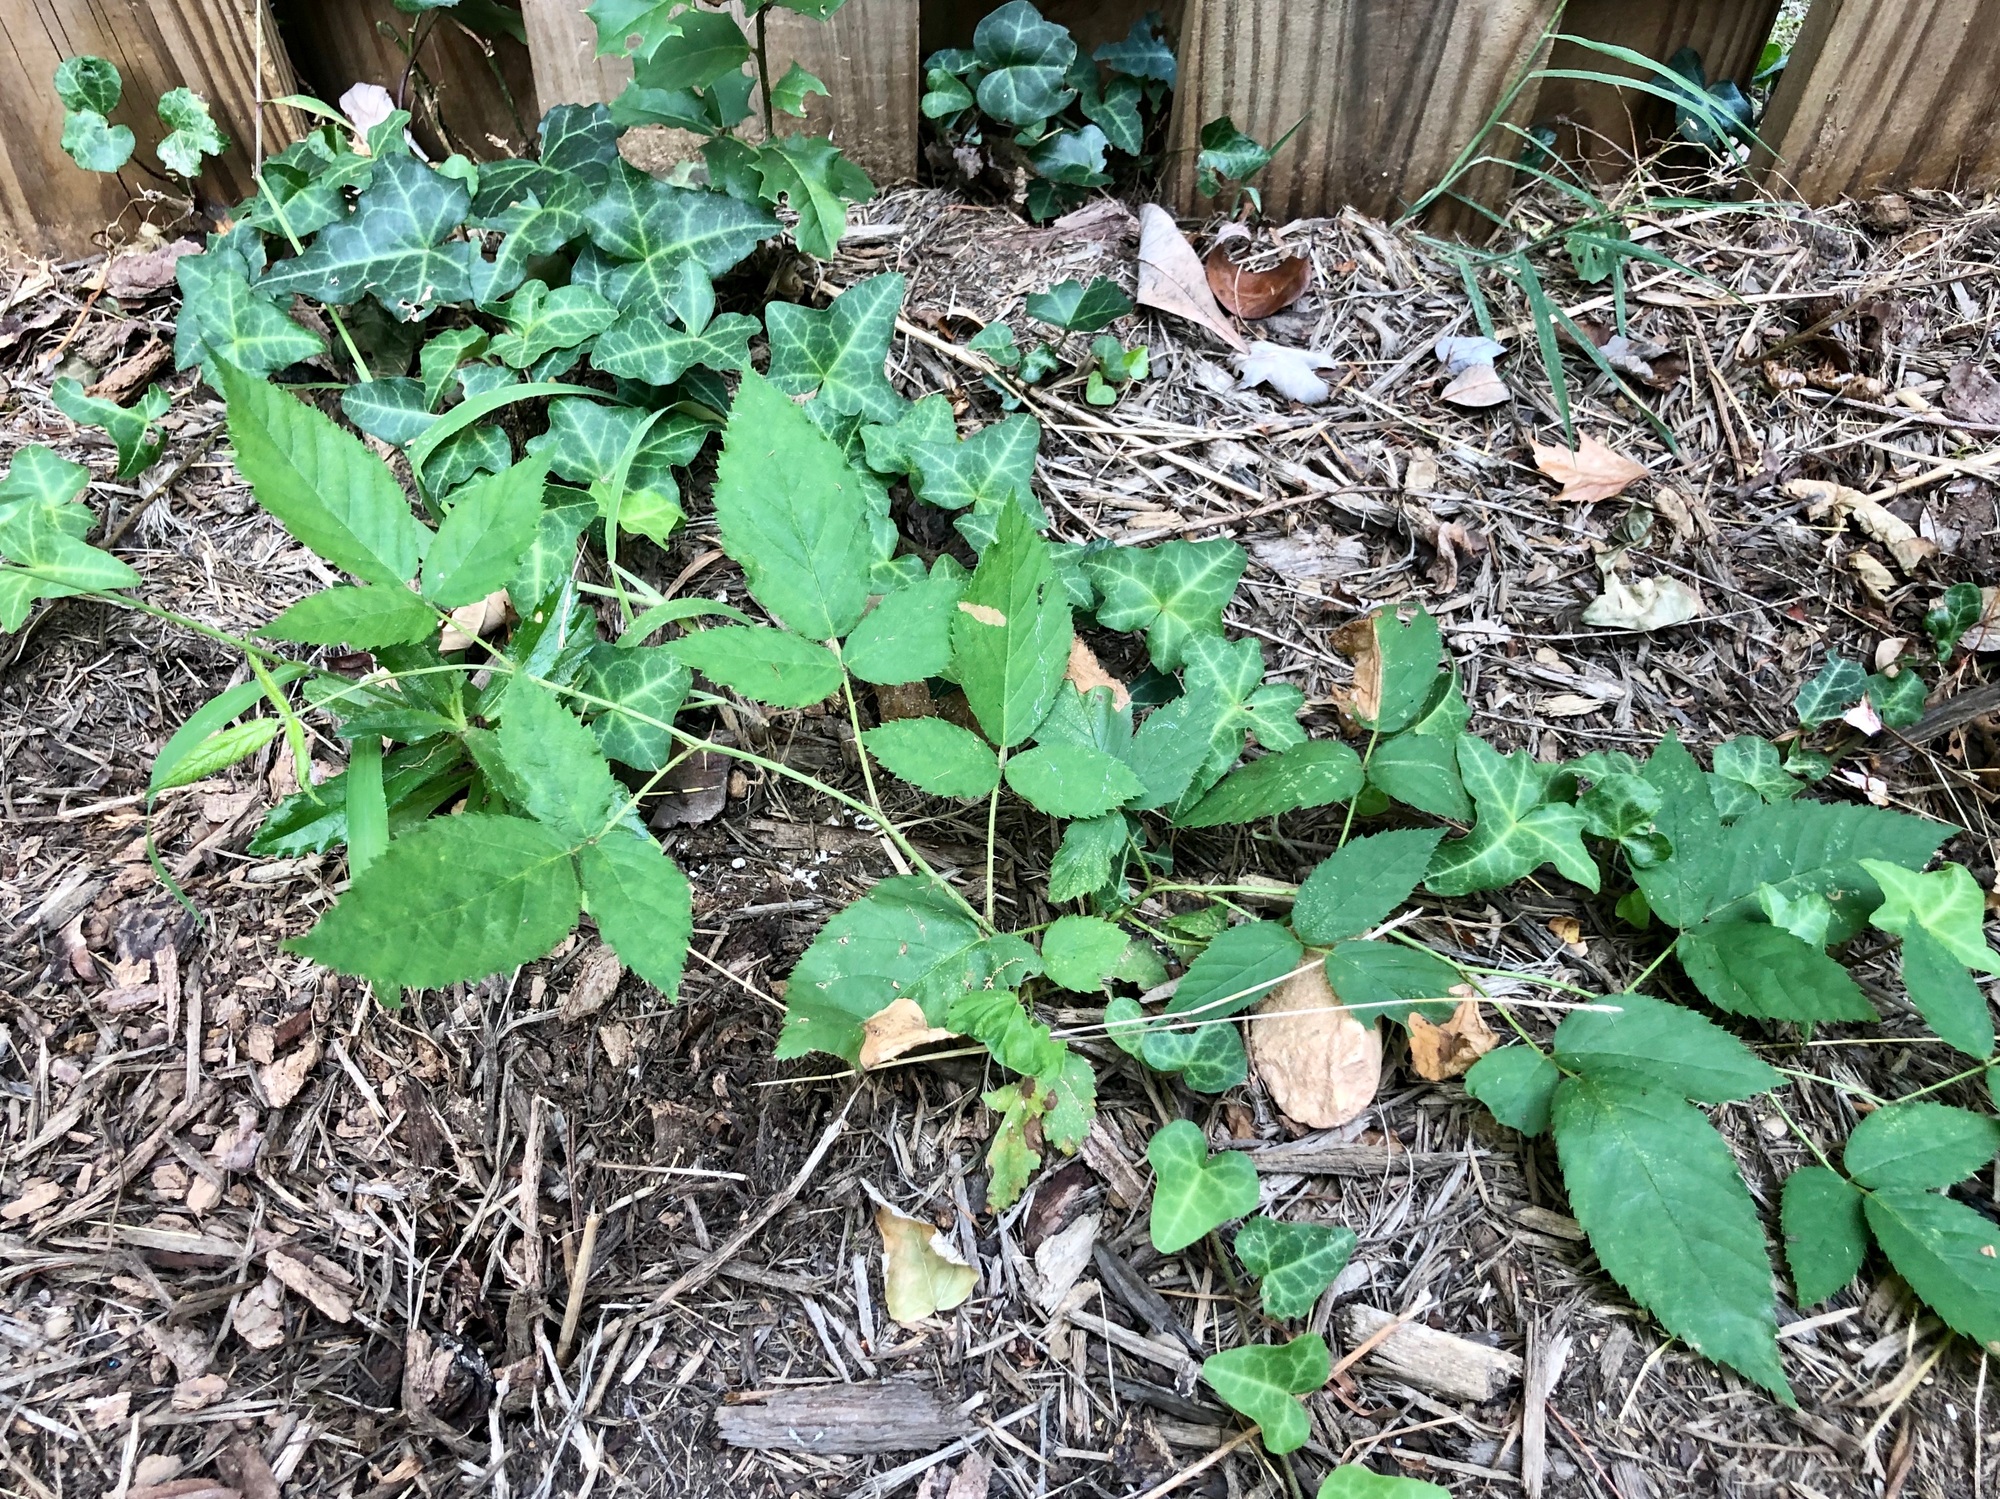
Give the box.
[1235,1142,1470,1177]
[1336,1305,1523,1403]
[717,1381,970,1454]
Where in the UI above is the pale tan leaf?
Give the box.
[1065,638,1130,710]
[1532,435,1650,505]
[232,1276,286,1350]
[1580,572,1702,631]
[1788,477,1937,572]
[255,1033,321,1109]
[877,1203,977,1325]
[81,1393,130,1431]
[1407,996,1499,1081]
[560,943,623,1023]
[1849,550,1897,602]
[1246,966,1382,1129]
[859,996,953,1069]
[440,589,512,651]
[1136,204,1245,352]
[172,1373,229,1412]
[1441,362,1510,408]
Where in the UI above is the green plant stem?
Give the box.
[1881,1058,1997,1105]
[1628,938,1679,994]
[1773,1066,1889,1109]
[839,665,885,822]
[755,6,775,139]
[984,747,1006,927]
[254,170,372,383]
[1336,729,1378,850]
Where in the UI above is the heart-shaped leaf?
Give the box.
[1315,1466,1449,1499]
[1233,1216,1356,1319]
[1426,737,1599,895]
[1200,1334,1329,1454]
[1041,915,1129,992]
[1148,1119,1259,1253]
[1025,277,1131,332]
[1083,539,1245,671]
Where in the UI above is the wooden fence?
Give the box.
[4,0,1999,259]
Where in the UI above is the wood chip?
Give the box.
[1337,1304,1523,1402]
[716,1381,972,1454]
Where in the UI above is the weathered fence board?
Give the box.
[521,0,918,183]
[1162,0,1562,225]
[0,0,299,259]
[1757,0,2000,201]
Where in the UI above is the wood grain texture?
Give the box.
[1162,0,1563,225]
[0,0,302,259]
[1338,1304,1524,1402]
[1537,0,1783,170]
[715,1380,970,1454]
[274,0,540,160]
[1757,0,2000,201]
[521,0,917,182]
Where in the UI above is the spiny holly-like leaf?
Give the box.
[1293,829,1445,944]
[1084,540,1245,671]
[1553,992,1780,1103]
[1676,920,1875,1023]
[1200,1334,1329,1455]
[1365,731,1472,821]
[1148,1119,1259,1253]
[1552,1075,1792,1401]
[498,680,625,843]
[842,568,962,685]
[1781,1166,1866,1307]
[1049,812,1128,902]
[754,134,873,260]
[862,718,1000,799]
[155,87,227,177]
[583,644,691,769]
[970,0,1077,126]
[780,877,982,1061]
[1425,736,1598,895]
[1898,925,1994,1058]
[1177,740,1362,828]
[1234,1216,1356,1320]
[765,272,906,423]
[175,238,325,379]
[1794,652,1867,727]
[1465,1046,1558,1135]
[422,454,550,608]
[1005,741,1144,818]
[952,499,1071,747]
[1041,915,1128,992]
[667,625,841,708]
[712,371,874,639]
[1844,1102,2000,1191]
[289,814,582,988]
[261,584,437,648]
[1862,1188,2000,1348]
[219,363,429,588]
[593,307,759,384]
[1025,277,1131,332]
[1862,859,2000,973]
[912,413,1041,514]
[486,280,618,368]
[1319,940,1458,1026]
[52,378,168,478]
[579,830,693,999]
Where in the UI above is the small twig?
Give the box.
[554,1211,601,1365]
[1124,1428,1260,1499]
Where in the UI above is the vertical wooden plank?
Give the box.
[1163,0,1562,224]
[0,0,301,260]
[1535,0,1783,170]
[1757,0,2000,201]
[521,0,918,183]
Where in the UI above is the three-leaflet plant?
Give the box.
[18,15,2000,1470]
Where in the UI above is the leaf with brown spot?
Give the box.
[877,1202,977,1324]
[1407,995,1499,1080]
[1246,966,1382,1129]
[1136,204,1245,352]
[1064,638,1130,710]
[860,996,953,1069]
[1532,434,1650,505]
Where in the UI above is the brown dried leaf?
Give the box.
[255,1033,321,1109]
[264,1247,354,1322]
[81,1393,130,1431]
[876,1203,977,1325]
[1330,612,1386,723]
[1440,363,1510,408]
[1532,435,1650,505]
[439,589,512,651]
[1246,966,1382,1129]
[1406,996,1499,1081]
[648,750,728,828]
[1944,360,2000,426]
[1203,242,1311,320]
[1787,477,1937,572]
[1065,638,1130,710]
[105,239,202,300]
[231,1276,284,1350]
[1136,204,1245,352]
[1850,550,1897,602]
[172,1373,229,1412]
[859,996,953,1069]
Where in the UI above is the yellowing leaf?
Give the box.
[1406,994,1498,1080]
[1581,571,1702,632]
[876,1202,977,1324]
[1532,434,1649,505]
[1788,477,1937,573]
[859,996,953,1069]
[1247,966,1382,1128]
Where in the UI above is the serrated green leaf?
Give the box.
[1465,1045,1558,1135]
[580,830,692,999]
[1676,921,1875,1023]
[1200,1334,1328,1455]
[862,718,1000,799]
[155,87,227,177]
[1122,686,1222,812]
[1711,801,1949,939]
[1041,915,1128,992]
[219,363,429,588]
[951,499,1071,747]
[422,454,550,608]
[261,584,436,648]
[1863,1188,2000,1348]
[1234,1217,1356,1320]
[1898,925,1994,1058]
[52,379,167,478]
[667,625,841,708]
[843,569,962,685]
[1293,829,1445,944]
[1844,1102,2000,1191]
[1347,606,1445,734]
[1025,277,1131,332]
[61,110,134,173]
[1425,737,1598,895]
[1083,540,1244,671]
[1754,885,1833,948]
[55,55,121,114]
[1552,1075,1791,1400]
[498,680,625,843]
[151,717,281,791]
[1178,740,1362,829]
[1148,1119,1260,1253]
[1366,731,1472,821]
[290,814,581,988]
[1862,859,2000,974]
[1794,653,1867,727]
[1780,1166,1866,1307]
[151,666,308,800]
[1320,940,1458,1025]
[583,644,691,770]
[1172,921,1303,1024]
[765,272,905,422]
[1005,741,1144,818]
[1554,992,1780,1102]
[1048,812,1128,902]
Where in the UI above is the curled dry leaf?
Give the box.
[1434,335,1508,375]
[876,1202,977,1324]
[1406,995,1499,1081]
[1203,237,1311,320]
[1532,434,1650,505]
[1581,571,1703,631]
[440,589,512,651]
[1440,363,1509,408]
[1136,204,1245,352]
[1849,550,1897,602]
[1065,637,1130,710]
[1842,693,1885,736]
[1548,916,1586,954]
[860,996,953,1069]
[1247,965,1382,1129]
[1330,611,1389,723]
[1235,341,1337,404]
[1787,477,1937,572]
[648,749,729,828]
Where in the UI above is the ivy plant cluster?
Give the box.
[13,28,2000,1475]
[56,54,227,180]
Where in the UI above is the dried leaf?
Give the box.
[172,1373,229,1412]
[1849,550,1897,602]
[255,1032,321,1109]
[232,1275,286,1350]
[1581,572,1703,632]
[1406,996,1498,1080]
[1235,341,1337,404]
[1956,586,2000,651]
[560,942,623,1023]
[1533,435,1650,505]
[599,1020,634,1068]
[1434,335,1507,374]
[105,240,202,300]
[81,1393,130,1430]
[1246,966,1382,1129]
[648,749,729,828]
[440,589,512,651]
[1652,486,1717,548]
[1329,615,1383,724]
[1788,477,1938,572]
[1842,694,1884,736]
[1203,243,1311,320]
[1065,638,1130,710]
[876,1202,977,1324]
[1440,363,1509,408]
[1944,360,2000,426]
[1136,204,1245,352]
[859,996,953,1069]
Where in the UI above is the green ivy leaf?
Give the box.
[912,413,1041,514]
[860,393,957,476]
[1148,1119,1260,1253]
[579,830,693,999]
[593,307,758,384]
[422,454,550,608]
[1078,73,1144,154]
[1865,668,1927,728]
[1897,926,1994,1058]
[1425,737,1598,896]
[862,718,1000,799]
[1862,1188,2000,1348]
[630,6,750,87]
[952,499,1071,747]
[1676,920,1875,1023]
[1366,731,1471,821]
[754,134,873,259]
[51,378,168,478]
[528,398,706,507]
[55,55,121,114]
[585,162,777,306]
[1048,813,1129,902]
[970,0,1077,126]
[1141,1017,1247,1092]
[1319,940,1458,1025]
[842,569,963,685]
[60,109,135,173]
[1005,741,1144,818]
[1553,992,1780,1103]
[1025,276,1131,332]
[343,379,434,447]
[1552,1075,1792,1401]
[1200,1334,1328,1455]
[1293,829,1445,944]
[1347,606,1445,734]
[1177,741,1362,828]
[1234,1217,1356,1320]
[261,584,437,648]
[1465,1046,1559,1135]
[1093,17,1175,85]
[1042,915,1129,992]
[921,65,976,118]
[1844,1102,2000,1191]
[1315,1467,1448,1499]
[1083,539,1244,671]
[1862,859,2000,974]
[175,237,324,379]
[1926,582,1984,659]
[290,814,582,988]
[582,644,691,770]
[1780,1166,1866,1307]
[666,625,841,708]
[765,272,905,423]
[486,280,618,368]
[1794,652,1867,728]
[155,87,227,177]
[1196,116,1274,196]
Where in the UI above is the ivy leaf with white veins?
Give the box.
[1201,1335,1330,1456]
[61,109,135,173]
[1234,1216,1357,1320]
[970,0,1077,125]
[1861,859,2000,974]
[51,379,168,478]
[754,134,873,260]
[1083,539,1246,671]
[1176,741,1363,828]
[1148,1119,1259,1253]
[860,393,957,477]
[1844,1102,2000,1191]
[666,625,842,708]
[911,413,1042,516]
[1142,1016,1248,1093]
[842,567,963,685]
[1552,1075,1792,1401]
[1425,736,1599,895]
[952,499,1072,747]
[1675,920,1875,1023]
[592,307,759,384]
[1794,652,1867,728]
[486,280,618,368]
[1025,276,1132,332]
[712,371,874,640]
[580,829,693,999]
[1005,741,1144,818]
[1293,829,1446,944]
[765,271,905,424]
[343,379,434,446]
[862,719,1000,799]
[155,87,227,177]
[582,644,691,770]
[528,398,708,505]
[175,238,325,379]
[584,162,778,306]
[1780,1166,1867,1307]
